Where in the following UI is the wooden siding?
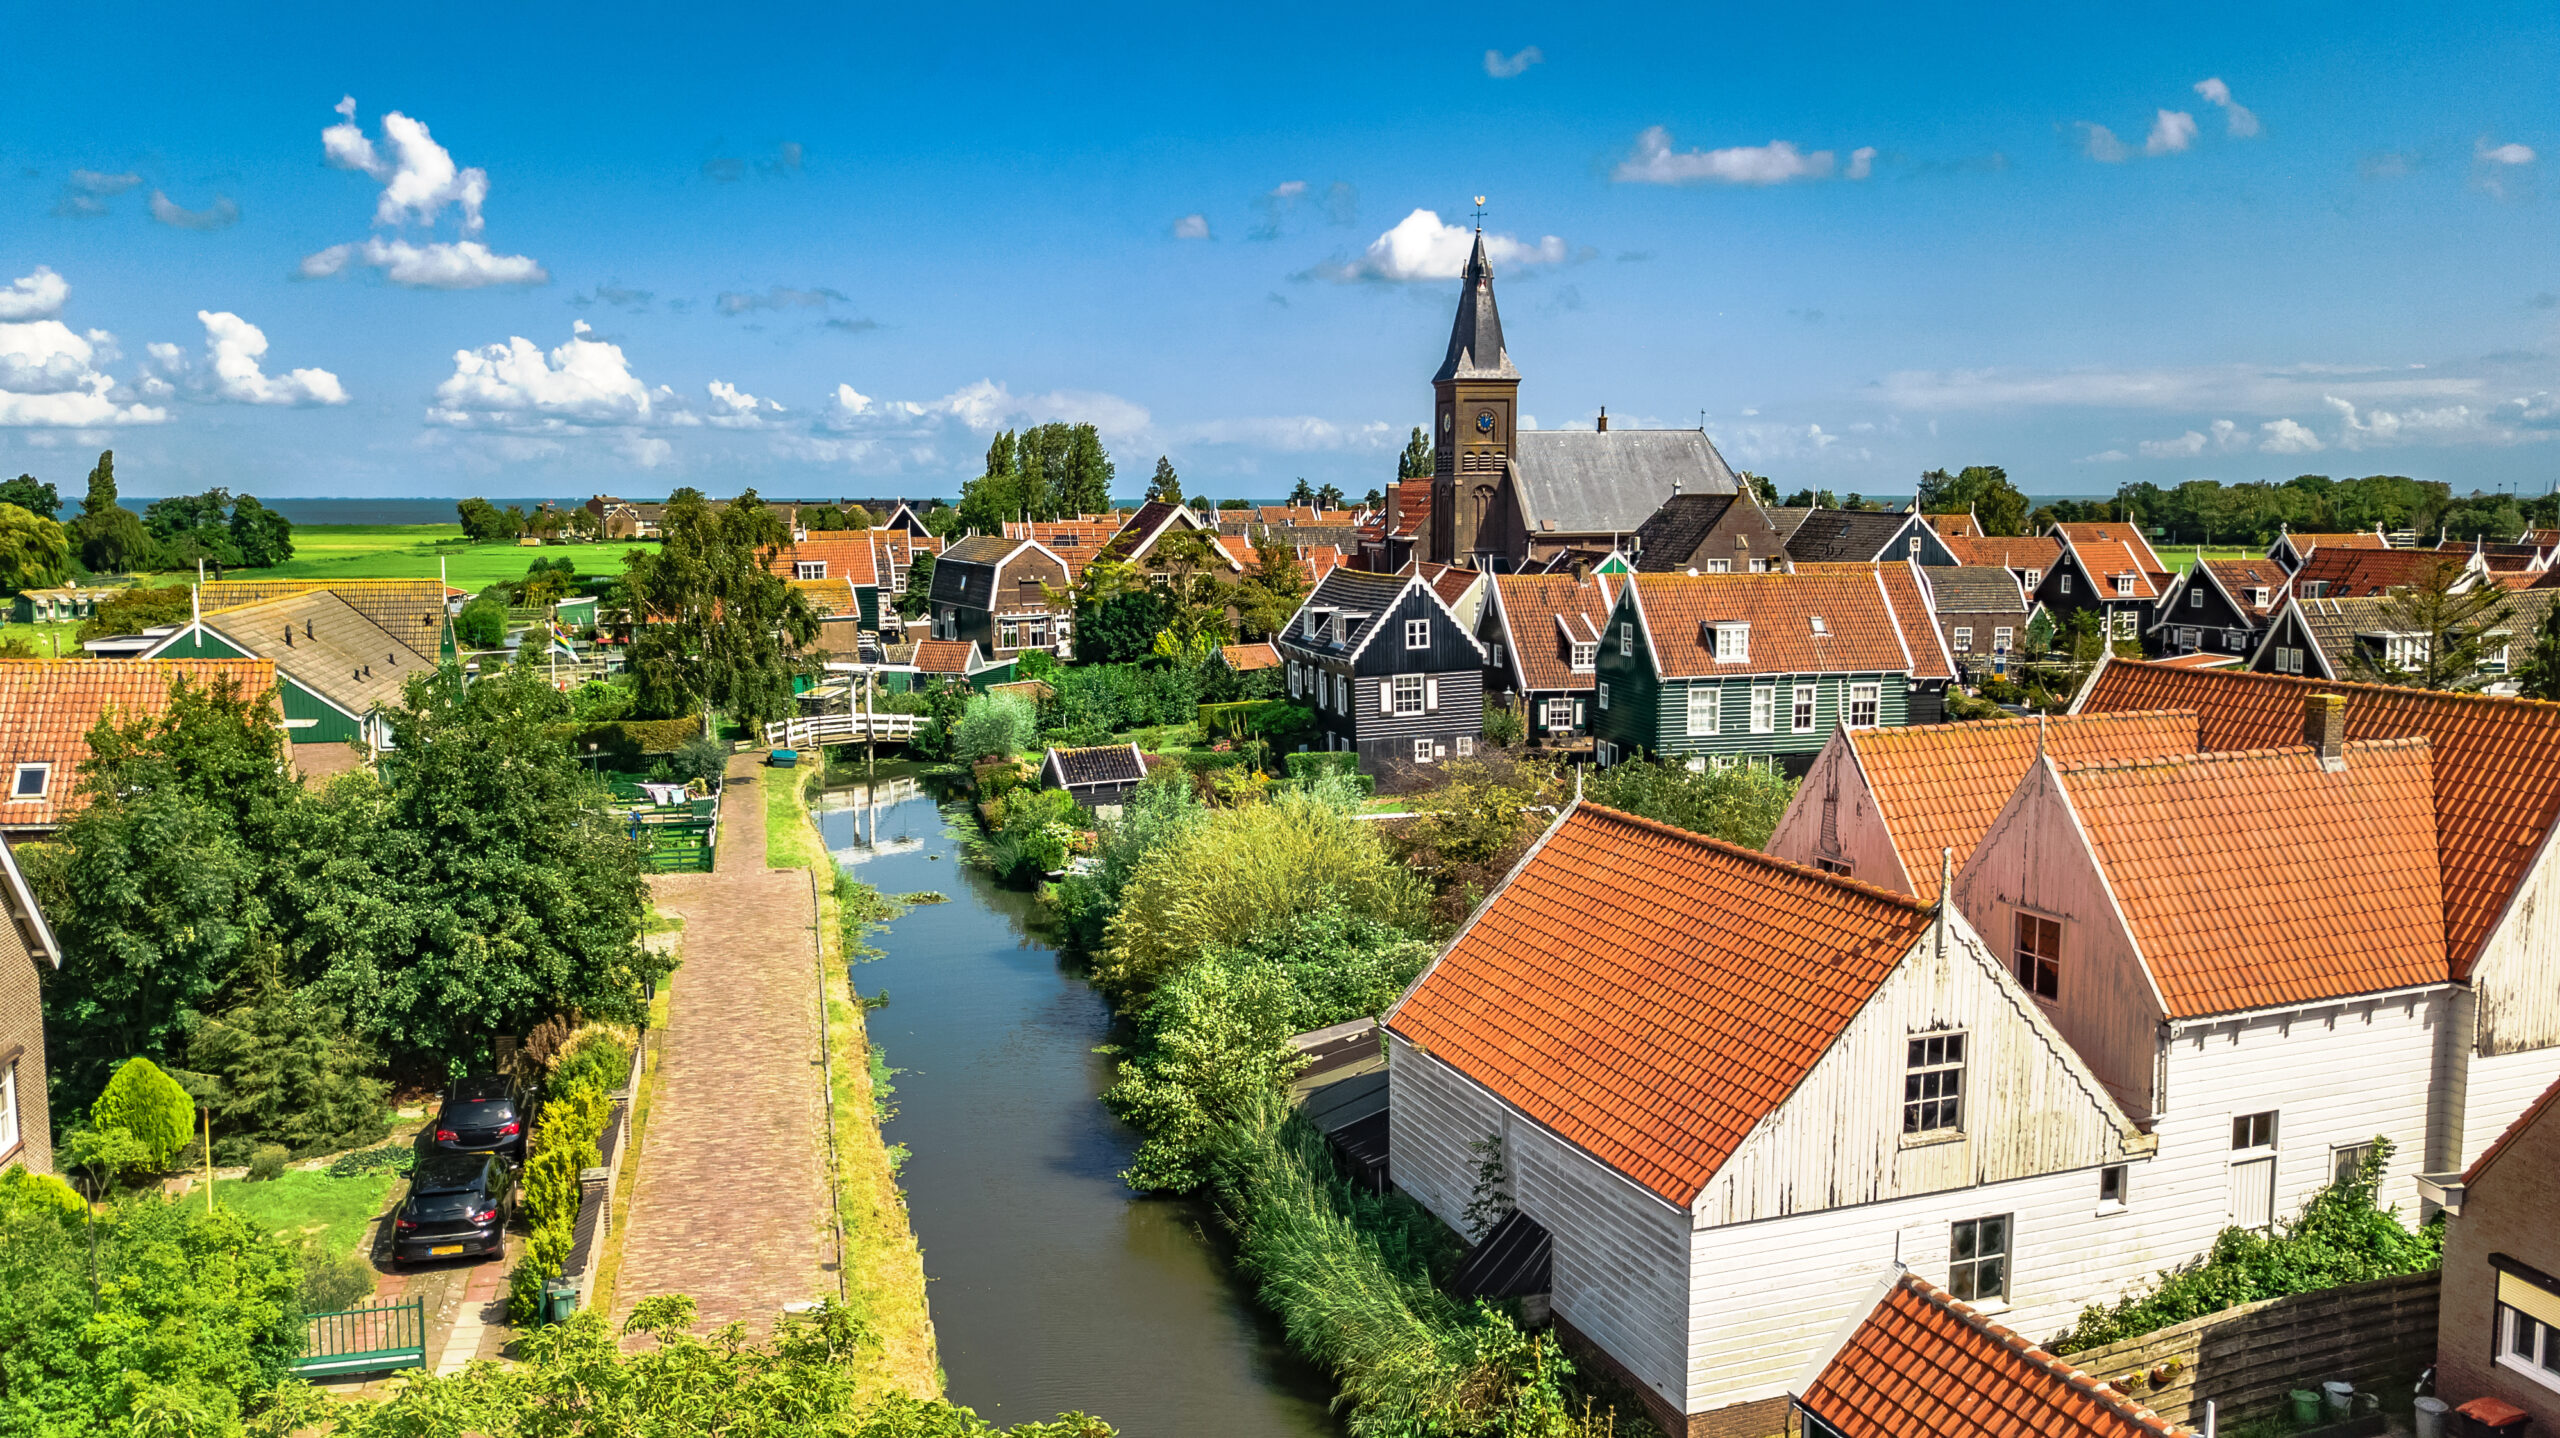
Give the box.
[2462,1044,2560,1172]
[153,628,365,744]
[1692,910,2144,1228]
[1764,732,1913,893]
[1952,758,2165,1118]
[1389,1034,1695,1413]
[2463,823,2560,1056]
[1280,581,1487,768]
[2156,571,2257,655]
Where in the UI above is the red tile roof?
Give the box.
[1389,478,1432,540]
[1801,1272,2192,1438]
[1940,535,2062,574]
[0,659,280,829]
[2463,1066,2560,1187]
[2195,557,2287,617]
[910,639,979,674]
[2281,530,2391,556]
[1629,570,1918,678]
[2284,545,2464,600]
[1489,572,1621,693]
[2057,739,2446,1016]
[1847,711,2201,902]
[1219,641,1281,672]
[2056,523,2169,600]
[2080,660,2560,976]
[1387,803,1932,1204]
[1415,561,1483,610]
[761,534,881,588]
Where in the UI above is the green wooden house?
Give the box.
[1589,567,1950,776]
[116,589,435,752]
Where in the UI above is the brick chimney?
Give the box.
[2305,693,2347,771]
[1596,407,1609,433]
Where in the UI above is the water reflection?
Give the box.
[817,778,1336,1437]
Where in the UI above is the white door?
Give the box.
[2228,1156,2276,1230]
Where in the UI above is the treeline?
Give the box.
[0,451,293,585]
[2079,474,2550,547]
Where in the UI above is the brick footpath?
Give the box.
[612,753,834,1338]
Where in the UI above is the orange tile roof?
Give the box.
[1801,1272,2192,1438]
[1301,545,1345,581]
[1219,641,1281,672]
[1415,561,1482,610]
[1389,479,1432,540]
[2154,651,2242,669]
[1628,571,1916,678]
[1925,512,1983,539]
[1490,572,1620,693]
[2057,739,2445,1016]
[0,659,280,829]
[2195,557,2287,617]
[2081,660,2560,976]
[2285,530,2391,552]
[2464,1066,2560,1187]
[787,577,858,617]
[1939,535,2062,573]
[1387,803,1932,1204]
[2056,523,2168,600]
[2283,545,2464,600]
[761,534,881,588]
[1876,561,1955,680]
[1848,711,2201,902]
[910,638,979,674]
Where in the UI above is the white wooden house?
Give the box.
[1384,804,2159,1436]
[2075,659,2560,1178]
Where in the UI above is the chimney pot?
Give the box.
[2305,693,2347,771]
[1597,407,1609,433]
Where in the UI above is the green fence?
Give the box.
[293,1296,428,1377]
[633,816,715,872]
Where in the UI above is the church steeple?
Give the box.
[1433,229,1520,383]
[1428,214,1522,567]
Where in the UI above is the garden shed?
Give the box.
[1040,743,1147,809]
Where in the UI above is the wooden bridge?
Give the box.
[763,711,928,749]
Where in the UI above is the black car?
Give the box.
[390,1151,516,1265]
[424,1074,536,1163]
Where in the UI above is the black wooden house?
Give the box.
[1277,568,1487,773]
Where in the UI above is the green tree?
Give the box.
[897,545,937,620]
[2350,556,2516,690]
[1916,465,2031,536]
[1059,424,1116,515]
[1582,758,1797,849]
[1288,478,1316,505]
[1313,483,1345,509]
[1741,471,1778,506]
[1396,426,1434,481]
[304,665,664,1063]
[455,595,507,647]
[2511,597,2560,700]
[186,956,391,1161]
[144,489,249,570]
[0,471,62,520]
[621,488,817,728]
[953,691,1038,762]
[0,500,72,591]
[956,431,1026,535]
[71,449,157,573]
[1236,531,1310,639]
[90,1057,199,1169]
[1149,455,1184,505]
[226,495,294,568]
[455,496,517,541]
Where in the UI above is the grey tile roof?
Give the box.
[1765,508,1817,542]
[1784,510,1917,564]
[1631,494,1742,571]
[2297,589,2556,679]
[1923,565,2028,615]
[1432,231,1519,382]
[201,589,430,716]
[1049,743,1147,788]
[1513,429,1739,537]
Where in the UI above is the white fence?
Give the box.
[763,711,929,749]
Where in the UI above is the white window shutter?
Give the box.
[1425,677,1439,710]
[1378,678,1393,713]
[1574,701,1585,725]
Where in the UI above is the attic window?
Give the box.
[1569,641,1597,672]
[2114,573,2136,597]
[2250,587,2269,607]
[9,764,46,800]
[1708,622,1750,663]
[795,561,826,580]
[1809,615,1828,637]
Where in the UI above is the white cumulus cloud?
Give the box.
[2136,419,2247,458]
[2145,109,2199,156]
[2257,418,2324,454]
[144,311,348,407]
[1318,209,1567,283]
[704,380,784,428]
[2194,78,2260,137]
[0,268,165,428]
[1172,213,1210,240]
[2476,138,2537,199]
[304,96,545,289]
[1845,146,1877,180]
[429,321,658,431]
[2077,123,2130,163]
[1613,128,1841,185]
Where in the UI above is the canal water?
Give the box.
[814,778,1337,1437]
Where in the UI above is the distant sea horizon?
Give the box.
[250,492,2128,528]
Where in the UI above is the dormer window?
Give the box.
[1304,607,1333,639]
[2250,587,2269,607]
[1569,641,1597,672]
[2024,569,2042,589]
[1709,622,1750,662]
[2114,573,2136,597]
[795,561,827,580]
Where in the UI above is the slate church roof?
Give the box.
[1433,230,1518,382]
[1512,429,1740,537]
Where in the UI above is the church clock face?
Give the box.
[1475,409,1496,434]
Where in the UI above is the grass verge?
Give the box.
[582,970,669,1326]
[213,1169,399,1266]
[764,762,941,1402]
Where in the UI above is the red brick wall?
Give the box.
[2440,1093,2560,1428]
[0,918,52,1174]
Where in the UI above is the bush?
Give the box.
[1043,662,1201,742]
[186,971,391,1160]
[954,691,1039,763]
[297,1236,375,1312]
[556,716,703,763]
[673,735,727,789]
[977,786,1088,885]
[507,1026,630,1323]
[326,1143,414,1179]
[91,1057,196,1170]
[456,595,508,648]
[1481,699,1525,750]
[0,1165,88,1220]
[245,1145,288,1182]
[1282,751,1360,784]
[1583,757,1796,849]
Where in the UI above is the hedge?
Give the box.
[1283,752,1360,782]
[1198,700,1316,744]
[507,1026,634,1323]
[552,717,703,762]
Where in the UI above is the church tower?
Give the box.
[1429,227,1520,566]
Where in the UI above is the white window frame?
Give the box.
[2230,1110,2280,1231]
[2058,573,2072,595]
[1619,622,1634,657]
[1903,1031,1965,1138]
[1705,558,1730,574]
[1335,674,1349,712]
[2115,573,2136,597]
[1847,682,1879,729]
[1712,622,1751,663]
[795,560,826,580]
[2189,586,2204,608]
[1948,1215,2011,1306]
[2097,1164,2129,1213]
[1597,679,1611,711]
[0,1062,16,1157]
[1569,641,1597,672]
[1951,626,1972,653]
[1490,641,1505,668]
[1790,683,1817,733]
[2023,569,2042,589]
[1685,686,1719,736]
[1750,685,1775,734]
[1456,735,1474,757]
[1543,697,1575,732]
[1289,662,1303,699]
[1392,674,1424,716]
[999,618,1020,649]
[9,764,47,800]
[1405,618,1430,650]
[1992,626,2014,653]
[2499,1301,2560,1394]
[2113,610,2137,641]
[1412,738,1434,764]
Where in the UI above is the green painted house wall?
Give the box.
[1591,598,1912,767]
[857,585,881,632]
[152,625,367,744]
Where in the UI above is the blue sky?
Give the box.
[2,2,2553,503]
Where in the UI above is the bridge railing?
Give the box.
[763,711,927,749]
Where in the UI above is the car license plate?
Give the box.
[430,1244,464,1256]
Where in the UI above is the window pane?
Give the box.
[1951,1222,1976,1261]
[1976,1255,2006,1299]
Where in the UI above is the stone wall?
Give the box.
[2059,1272,2440,1426]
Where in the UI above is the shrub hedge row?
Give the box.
[507,1025,635,1323]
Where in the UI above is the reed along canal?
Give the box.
[815,779,1335,1436]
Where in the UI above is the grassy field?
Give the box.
[140,527,657,589]
[2156,545,2261,574]
[213,1168,400,1260]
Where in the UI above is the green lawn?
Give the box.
[2156,544,2261,574]
[138,527,656,589]
[213,1168,399,1260]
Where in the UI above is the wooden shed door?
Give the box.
[2228,1157,2275,1231]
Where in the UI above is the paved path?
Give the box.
[613,753,835,1337]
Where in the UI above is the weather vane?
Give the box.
[1472,195,1487,229]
